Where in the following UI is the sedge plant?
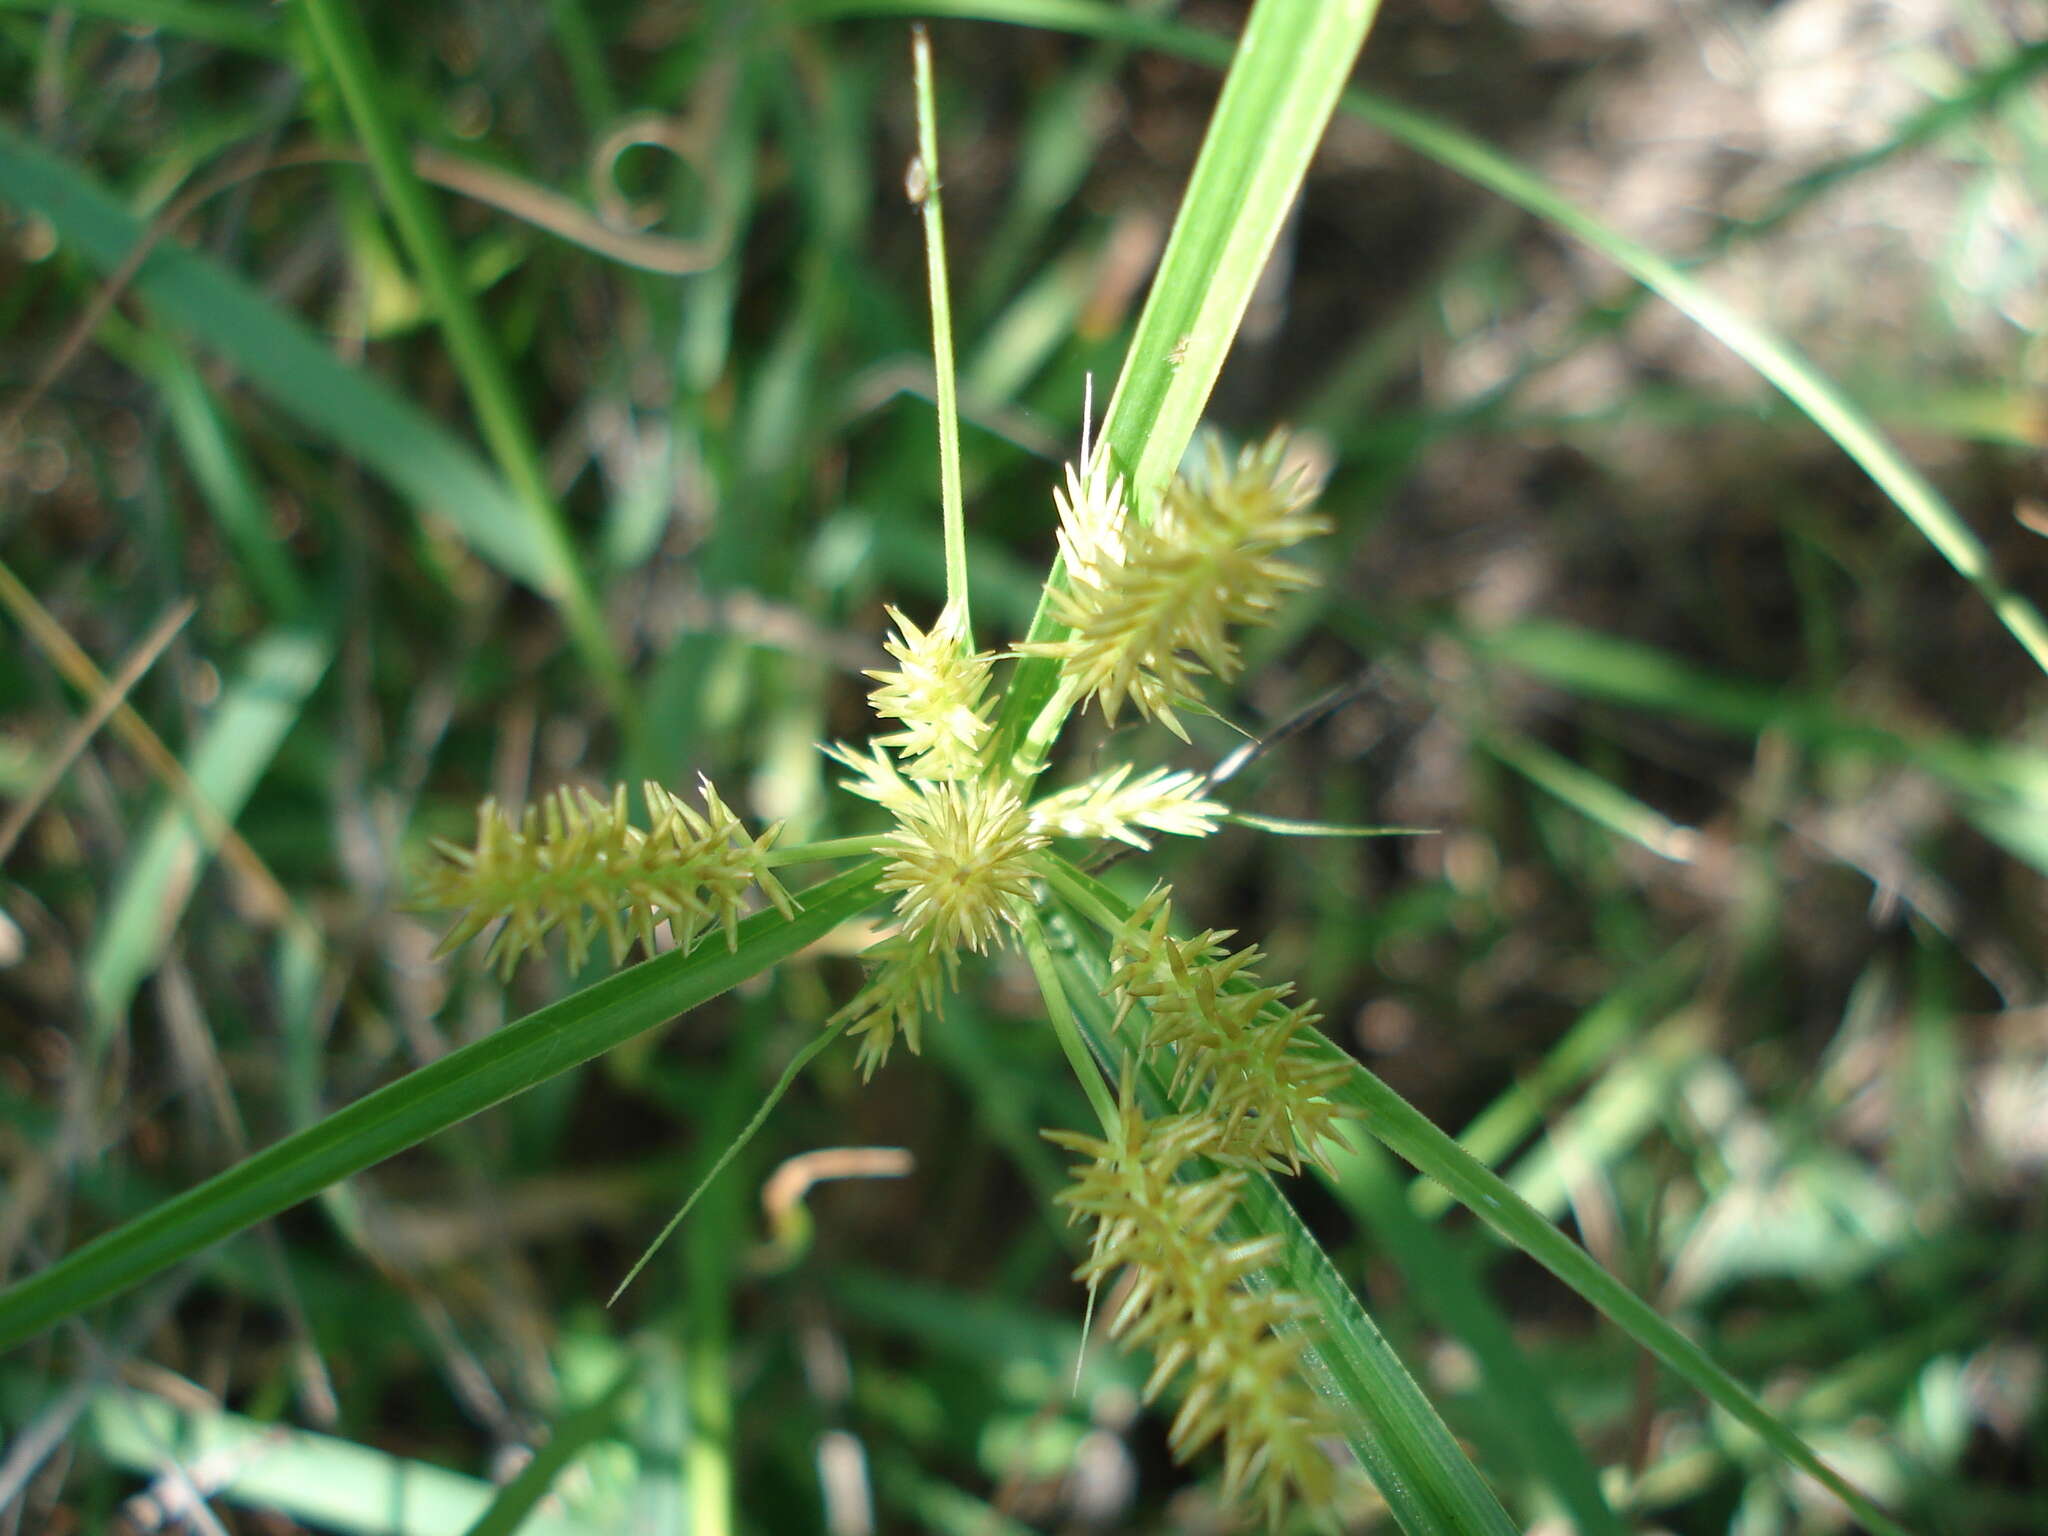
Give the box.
[0,7,1928,1533]
[417,41,1359,1513]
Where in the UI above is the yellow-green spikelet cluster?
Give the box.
[1112,886,1353,1174]
[1025,433,1330,739]
[1049,1075,1339,1527]
[414,778,791,977]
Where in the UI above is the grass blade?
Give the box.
[1332,93,2048,678]
[0,862,886,1354]
[0,126,561,608]
[54,1383,600,1536]
[295,0,622,700]
[0,0,286,54]
[1464,618,2048,876]
[1325,1052,1910,1536]
[459,1364,639,1536]
[1329,1135,1628,1536]
[83,628,332,1041]
[1411,943,1701,1218]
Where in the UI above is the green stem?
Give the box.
[295,0,624,704]
[1020,910,1119,1137]
[1038,852,1122,935]
[760,834,888,867]
[911,25,970,633]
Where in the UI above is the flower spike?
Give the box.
[1021,432,1330,738]
[414,778,792,977]
[865,599,995,779]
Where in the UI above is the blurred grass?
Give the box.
[3,1,2045,1533]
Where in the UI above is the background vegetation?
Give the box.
[2,0,2044,1531]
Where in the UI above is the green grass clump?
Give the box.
[2,2,2044,1532]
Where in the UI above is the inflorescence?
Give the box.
[414,778,791,978]
[417,430,1351,1525]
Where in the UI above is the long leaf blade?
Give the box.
[0,862,886,1353]
[0,124,554,594]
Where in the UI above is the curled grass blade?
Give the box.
[1337,92,2048,677]
[0,126,571,618]
[0,862,886,1354]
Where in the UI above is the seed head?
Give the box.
[1111,885,1351,1175]
[1023,432,1329,739]
[877,776,1045,957]
[414,777,792,977]
[1048,1069,1341,1526]
[1027,764,1226,849]
[865,600,994,779]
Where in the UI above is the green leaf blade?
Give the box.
[0,125,555,595]
[0,862,885,1354]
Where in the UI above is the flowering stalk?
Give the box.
[416,51,1347,1516]
[417,414,1341,1521]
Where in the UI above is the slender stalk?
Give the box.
[759,834,889,867]
[911,25,970,632]
[1020,910,1119,1136]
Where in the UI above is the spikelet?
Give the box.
[1027,765,1226,849]
[1047,1070,1339,1527]
[1021,432,1329,739]
[823,738,919,816]
[865,600,995,779]
[1110,886,1351,1175]
[415,777,792,978]
[837,933,948,1080]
